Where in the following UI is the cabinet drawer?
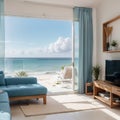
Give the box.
[112,87,120,96]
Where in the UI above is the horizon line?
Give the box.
[4,57,72,59]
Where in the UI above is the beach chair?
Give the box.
[57,66,72,88]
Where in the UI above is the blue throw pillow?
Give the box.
[0,72,5,86]
[0,71,3,74]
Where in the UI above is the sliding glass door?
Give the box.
[0,0,5,70]
[72,21,79,91]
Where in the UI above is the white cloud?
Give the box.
[48,37,72,53]
[5,37,72,57]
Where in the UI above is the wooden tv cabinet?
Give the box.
[93,80,120,108]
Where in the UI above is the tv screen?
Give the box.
[106,60,120,86]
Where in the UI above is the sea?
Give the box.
[5,58,72,74]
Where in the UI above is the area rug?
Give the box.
[20,94,105,116]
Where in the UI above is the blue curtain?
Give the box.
[73,7,93,93]
[0,0,5,70]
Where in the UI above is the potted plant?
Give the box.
[61,66,65,70]
[92,65,101,81]
[110,40,118,50]
[15,71,28,77]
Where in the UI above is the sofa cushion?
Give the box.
[0,112,11,120]
[5,77,37,85]
[0,102,11,114]
[0,92,9,103]
[0,103,11,120]
[0,71,4,74]
[0,84,47,97]
[0,72,5,86]
[0,92,11,120]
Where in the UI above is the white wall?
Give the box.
[96,0,120,79]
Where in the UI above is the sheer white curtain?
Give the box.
[0,0,5,70]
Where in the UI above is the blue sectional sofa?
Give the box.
[0,91,11,120]
[0,71,47,120]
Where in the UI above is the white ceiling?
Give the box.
[5,0,101,20]
[18,0,101,7]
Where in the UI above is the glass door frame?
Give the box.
[72,21,75,91]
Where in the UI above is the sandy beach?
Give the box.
[32,72,73,94]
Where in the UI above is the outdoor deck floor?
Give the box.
[36,73,73,94]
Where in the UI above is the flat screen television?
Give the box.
[105,60,120,86]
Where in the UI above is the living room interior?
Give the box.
[0,0,120,120]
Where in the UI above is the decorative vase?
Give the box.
[106,42,110,51]
[111,46,117,51]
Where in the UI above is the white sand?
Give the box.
[34,72,73,93]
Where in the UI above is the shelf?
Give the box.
[93,81,120,108]
[103,15,120,52]
[95,96,120,107]
[95,96,111,105]
[85,82,93,95]
[103,16,120,24]
[104,50,120,53]
[113,101,120,106]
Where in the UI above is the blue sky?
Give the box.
[5,16,72,58]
